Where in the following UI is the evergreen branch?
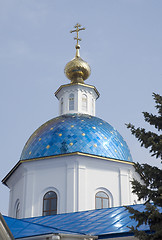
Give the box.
[143,112,162,131]
[131,163,162,206]
[153,93,162,116]
[126,124,162,159]
[125,93,162,239]
[126,203,162,240]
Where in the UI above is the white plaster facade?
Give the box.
[6,154,141,219]
[55,83,99,116]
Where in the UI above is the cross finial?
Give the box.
[70,23,85,46]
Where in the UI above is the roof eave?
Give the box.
[2,152,134,186]
[55,83,100,99]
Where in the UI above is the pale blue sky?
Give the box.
[0,0,162,215]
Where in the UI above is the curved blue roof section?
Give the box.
[20,114,133,162]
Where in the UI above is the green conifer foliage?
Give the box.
[125,93,162,240]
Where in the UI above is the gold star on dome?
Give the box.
[94,144,97,148]
[29,151,31,155]
[59,133,62,137]
[69,142,73,146]
[104,137,107,139]
[50,127,54,130]
[92,127,96,129]
[82,133,85,136]
[71,125,74,128]
[46,145,50,149]
[39,138,42,141]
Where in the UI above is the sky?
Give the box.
[0,0,162,215]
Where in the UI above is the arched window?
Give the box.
[82,94,87,111]
[61,98,63,114]
[15,201,20,219]
[95,191,109,209]
[69,93,74,111]
[43,191,57,216]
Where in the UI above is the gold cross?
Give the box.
[70,23,85,45]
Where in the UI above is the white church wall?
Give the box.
[6,154,140,218]
[75,155,139,211]
[7,165,27,218]
[26,157,67,217]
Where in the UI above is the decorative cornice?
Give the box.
[2,152,134,186]
[55,83,100,99]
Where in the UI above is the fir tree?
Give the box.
[125,93,162,240]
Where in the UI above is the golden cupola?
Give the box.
[55,24,99,116]
[64,24,91,84]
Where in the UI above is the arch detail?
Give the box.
[14,199,20,219]
[95,187,113,209]
[43,191,57,216]
[39,187,60,216]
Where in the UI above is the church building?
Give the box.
[1,24,144,240]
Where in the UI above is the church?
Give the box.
[1,24,148,240]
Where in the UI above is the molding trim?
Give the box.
[55,83,100,99]
[2,152,134,186]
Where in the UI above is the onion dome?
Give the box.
[64,45,91,83]
[20,114,133,162]
[64,23,91,83]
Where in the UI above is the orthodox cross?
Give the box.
[70,23,85,45]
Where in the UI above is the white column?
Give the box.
[66,161,77,212]
[22,171,35,218]
[119,169,130,205]
[8,189,13,217]
[78,164,86,211]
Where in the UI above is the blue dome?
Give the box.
[20,114,133,162]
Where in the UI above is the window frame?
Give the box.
[82,94,87,111]
[43,191,57,216]
[95,191,109,209]
[69,93,74,111]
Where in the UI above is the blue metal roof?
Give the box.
[4,204,152,239]
[20,114,132,162]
